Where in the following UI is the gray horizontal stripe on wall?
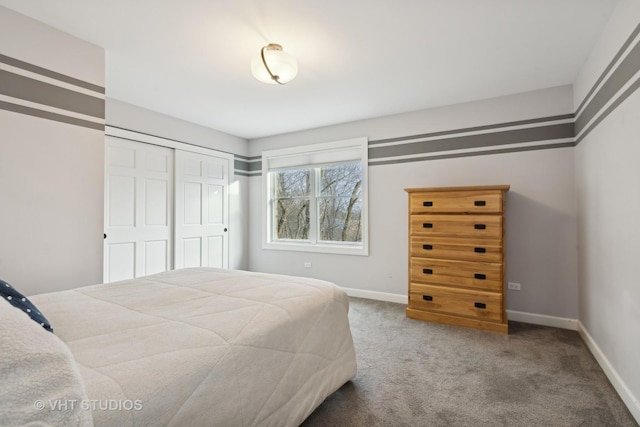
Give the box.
[370,141,574,166]
[369,123,573,160]
[369,114,574,145]
[576,74,640,145]
[0,54,106,94]
[234,157,262,172]
[235,171,253,177]
[575,22,640,116]
[0,100,105,131]
[575,38,640,135]
[0,70,105,118]
[248,161,262,172]
[234,158,250,172]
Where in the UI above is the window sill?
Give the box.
[263,241,369,256]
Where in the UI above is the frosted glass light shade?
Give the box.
[251,44,298,85]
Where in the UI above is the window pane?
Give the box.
[274,199,310,240]
[320,163,362,197]
[273,169,310,198]
[318,197,362,242]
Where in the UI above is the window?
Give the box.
[272,162,363,242]
[262,138,368,255]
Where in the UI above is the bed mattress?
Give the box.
[31,267,357,426]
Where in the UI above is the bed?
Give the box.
[0,267,357,426]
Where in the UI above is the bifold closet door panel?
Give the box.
[104,138,174,282]
[174,150,230,269]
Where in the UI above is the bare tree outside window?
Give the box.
[271,162,362,243]
[273,169,310,240]
[319,163,362,242]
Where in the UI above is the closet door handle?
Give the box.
[474,224,486,230]
[474,200,486,206]
[474,302,486,309]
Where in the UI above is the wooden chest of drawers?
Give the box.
[405,185,510,334]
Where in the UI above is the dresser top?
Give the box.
[404,185,510,193]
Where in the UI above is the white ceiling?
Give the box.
[1,0,618,139]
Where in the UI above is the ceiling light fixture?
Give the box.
[251,43,298,85]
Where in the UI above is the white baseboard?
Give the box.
[506,310,578,330]
[578,322,640,424]
[341,287,407,304]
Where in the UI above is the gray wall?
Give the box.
[573,0,640,419]
[248,85,579,320]
[106,98,249,157]
[0,6,105,295]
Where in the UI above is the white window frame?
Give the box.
[262,137,369,256]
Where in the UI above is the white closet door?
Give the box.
[174,150,229,269]
[104,138,173,282]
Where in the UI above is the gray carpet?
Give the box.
[302,298,638,427]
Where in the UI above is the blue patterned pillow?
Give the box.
[0,280,53,333]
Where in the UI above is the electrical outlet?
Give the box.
[304,262,312,268]
[508,282,521,291]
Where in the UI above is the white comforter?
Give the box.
[31,268,357,426]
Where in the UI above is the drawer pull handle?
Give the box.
[474,302,487,309]
[423,201,433,207]
[474,224,486,230]
[474,247,486,253]
[422,244,433,250]
[423,223,433,228]
[423,268,433,275]
[474,200,486,206]
[474,273,486,280]
[423,295,433,301]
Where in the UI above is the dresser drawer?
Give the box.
[409,283,503,322]
[410,236,502,262]
[410,257,502,291]
[410,190,503,214]
[410,214,502,239]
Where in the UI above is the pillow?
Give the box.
[0,297,93,427]
[0,279,53,333]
